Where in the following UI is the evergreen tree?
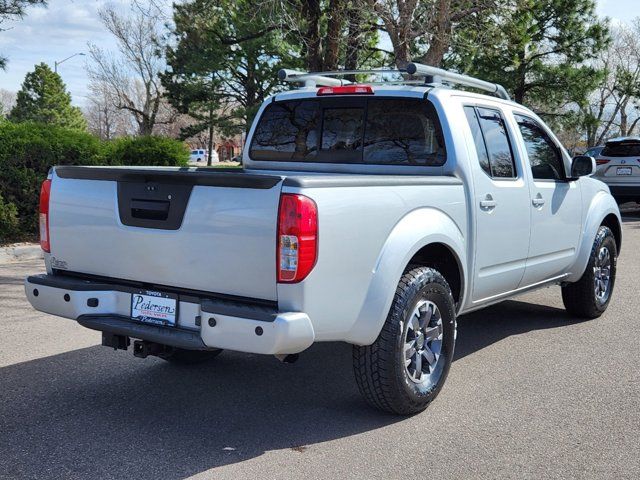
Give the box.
[9,63,87,130]
[449,0,609,111]
[164,0,295,154]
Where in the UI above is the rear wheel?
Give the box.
[160,348,222,365]
[353,267,456,415]
[562,226,617,319]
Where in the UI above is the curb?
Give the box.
[0,243,43,264]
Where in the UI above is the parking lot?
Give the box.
[1,208,639,480]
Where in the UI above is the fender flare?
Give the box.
[566,191,621,283]
[346,207,467,346]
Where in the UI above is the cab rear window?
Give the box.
[601,141,640,157]
[249,97,446,166]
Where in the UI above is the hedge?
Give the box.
[0,121,190,244]
[105,135,189,167]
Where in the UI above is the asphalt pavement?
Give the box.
[1,209,639,479]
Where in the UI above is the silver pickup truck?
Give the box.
[25,64,622,414]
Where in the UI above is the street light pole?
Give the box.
[54,52,85,73]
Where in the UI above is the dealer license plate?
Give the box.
[616,167,632,175]
[131,290,178,326]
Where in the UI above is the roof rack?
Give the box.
[406,63,511,101]
[277,63,511,101]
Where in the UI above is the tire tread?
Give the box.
[353,267,455,414]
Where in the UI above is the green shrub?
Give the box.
[0,123,191,244]
[0,121,104,242]
[0,194,19,243]
[105,136,189,167]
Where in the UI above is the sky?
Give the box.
[0,0,638,108]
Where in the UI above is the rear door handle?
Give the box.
[480,194,497,210]
[532,194,545,207]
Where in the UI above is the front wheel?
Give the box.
[353,267,456,415]
[562,226,617,319]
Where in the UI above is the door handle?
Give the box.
[480,194,497,210]
[130,199,170,221]
[532,194,545,208]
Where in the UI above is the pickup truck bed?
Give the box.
[27,164,465,353]
[48,165,462,303]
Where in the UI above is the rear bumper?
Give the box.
[24,274,314,355]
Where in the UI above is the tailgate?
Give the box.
[48,167,283,301]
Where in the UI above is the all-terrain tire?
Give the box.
[353,267,456,415]
[562,226,617,319]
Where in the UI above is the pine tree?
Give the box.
[9,63,87,130]
[449,0,609,111]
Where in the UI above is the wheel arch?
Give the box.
[346,207,467,346]
[407,242,463,308]
[601,213,622,252]
[567,191,622,283]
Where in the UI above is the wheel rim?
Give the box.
[594,246,612,304]
[402,299,445,387]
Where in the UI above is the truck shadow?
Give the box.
[455,300,572,361]
[0,299,573,479]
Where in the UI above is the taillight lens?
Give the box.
[39,179,51,252]
[317,85,374,96]
[596,159,610,165]
[277,194,318,283]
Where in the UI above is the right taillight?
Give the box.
[39,179,51,252]
[277,194,318,283]
[596,159,610,165]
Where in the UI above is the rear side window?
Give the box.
[464,107,491,176]
[250,97,446,166]
[464,106,516,178]
[601,141,640,157]
[515,114,565,181]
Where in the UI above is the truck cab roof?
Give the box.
[272,83,523,110]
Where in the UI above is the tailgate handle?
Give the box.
[130,199,170,221]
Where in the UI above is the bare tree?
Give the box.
[87,2,176,136]
[611,21,640,139]
[374,0,495,68]
[84,82,136,139]
[151,101,194,139]
[260,0,381,72]
[581,20,640,145]
[0,88,16,117]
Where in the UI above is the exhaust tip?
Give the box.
[275,353,299,364]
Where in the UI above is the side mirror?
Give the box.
[570,155,596,179]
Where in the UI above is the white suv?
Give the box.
[593,137,640,204]
[189,149,219,165]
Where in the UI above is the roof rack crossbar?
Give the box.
[278,64,512,101]
[278,69,351,87]
[406,63,511,101]
[278,68,407,87]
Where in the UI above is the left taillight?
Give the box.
[277,194,318,283]
[39,179,51,252]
